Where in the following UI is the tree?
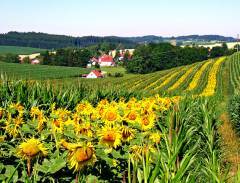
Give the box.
[3,54,19,63]
[125,43,210,74]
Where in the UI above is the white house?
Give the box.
[98,54,115,67]
[19,53,41,62]
[86,70,103,78]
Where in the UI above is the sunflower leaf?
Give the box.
[38,157,66,174]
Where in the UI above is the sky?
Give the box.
[1,0,240,37]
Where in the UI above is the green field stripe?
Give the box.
[129,74,156,90]
[148,66,187,94]
[165,63,204,96]
[167,63,201,92]
[189,60,215,95]
[133,71,168,91]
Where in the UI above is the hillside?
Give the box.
[0,32,236,49]
[0,32,136,49]
[126,34,236,44]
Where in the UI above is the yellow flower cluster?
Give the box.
[168,65,196,91]
[200,57,225,96]
[186,60,212,91]
[1,95,180,172]
[153,68,185,91]
[4,103,25,137]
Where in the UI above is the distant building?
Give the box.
[109,49,135,58]
[19,53,41,62]
[85,70,103,78]
[170,39,177,46]
[98,54,115,67]
[31,59,40,65]
[90,57,98,65]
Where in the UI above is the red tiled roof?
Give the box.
[99,54,113,62]
[90,57,98,62]
[91,70,103,77]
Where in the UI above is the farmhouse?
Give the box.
[85,70,103,78]
[19,53,41,62]
[98,54,115,67]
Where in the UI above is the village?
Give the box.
[17,49,135,78]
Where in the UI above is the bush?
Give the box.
[2,53,19,63]
[114,72,123,77]
[107,72,123,77]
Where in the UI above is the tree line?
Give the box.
[41,49,91,67]
[125,43,236,74]
[0,32,136,49]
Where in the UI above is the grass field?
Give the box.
[0,45,45,55]
[0,61,90,80]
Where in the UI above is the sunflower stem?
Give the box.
[27,158,31,177]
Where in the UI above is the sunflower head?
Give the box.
[75,122,93,137]
[17,138,48,159]
[98,125,121,149]
[102,108,120,124]
[68,142,96,172]
[130,144,155,161]
[76,101,94,116]
[125,110,139,123]
[121,126,135,142]
[140,113,155,131]
[5,115,24,137]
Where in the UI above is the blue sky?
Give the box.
[1,0,239,37]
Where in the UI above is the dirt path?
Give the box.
[218,60,240,180]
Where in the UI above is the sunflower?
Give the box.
[52,108,71,122]
[139,113,156,131]
[52,118,64,133]
[76,101,94,116]
[149,132,161,144]
[102,107,121,124]
[5,115,24,137]
[121,126,135,142]
[9,103,24,115]
[98,125,121,149]
[31,107,47,131]
[130,144,155,161]
[30,107,41,117]
[67,142,96,172]
[17,138,48,159]
[75,122,93,137]
[72,113,83,125]
[124,110,140,124]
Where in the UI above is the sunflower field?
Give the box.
[1,52,240,182]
